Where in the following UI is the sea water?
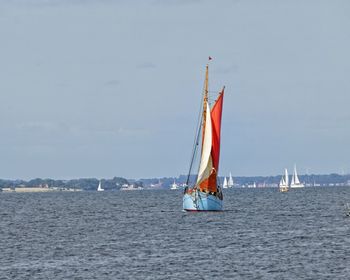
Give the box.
[1,187,350,279]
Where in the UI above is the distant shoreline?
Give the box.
[1,187,82,193]
[1,173,350,191]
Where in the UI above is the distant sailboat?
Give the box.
[279,168,289,192]
[223,177,228,189]
[228,172,234,188]
[97,181,104,192]
[290,165,304,188]
[170,178,179,190]
[183,60,225,211]
[248,182,256,188]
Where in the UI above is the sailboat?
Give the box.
[170,178,179,190]
[223,177,228,189]
[290,165,304,188]
[97,181,104,192]
[228,172,234,188]
[183,60,225,211]
[279,168,289,192]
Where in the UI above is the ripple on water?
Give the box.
[0,187,350,279]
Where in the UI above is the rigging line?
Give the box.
[186,125,201,187]
[186,96,203,186]
[185,71,207,187]
[217,175,222,187]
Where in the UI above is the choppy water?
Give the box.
[1,187,350,279]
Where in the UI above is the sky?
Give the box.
[1,0,350,180]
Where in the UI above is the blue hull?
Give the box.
[183,192,223,211]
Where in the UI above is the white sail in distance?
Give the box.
[97,181,104,191]
[284,168,289,186]
[228,172,234,187]
[279,168,289,192]
[223,177,228,188]
[293,165,300,184]
[290,165,304,188]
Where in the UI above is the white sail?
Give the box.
[196,102,213,185]
[97,181,104,191]
[284,168,289,186]
[279,177,285,187]
[170,178,178,190]
[228,172,234,187]
[294,165,300,184]
[290,165,304,188]
[223,177,228,188]
[279,168,289,192]
[291,172,295,185]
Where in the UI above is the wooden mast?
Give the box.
[201,64,209,152]
[195,64,209,190]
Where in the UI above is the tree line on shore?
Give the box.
[1,173,349,191]
[0,177,143,191]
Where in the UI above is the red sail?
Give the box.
[210,88,224,173]
[198,88,224,193]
